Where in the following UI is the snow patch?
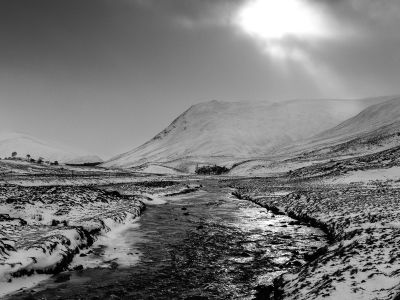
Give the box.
[0,274,51,298]
[328,166,400,184]
[71,216,143,269]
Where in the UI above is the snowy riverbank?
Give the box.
[0,185,145,297]
[232,181,400,300]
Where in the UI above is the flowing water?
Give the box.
[9,181,326,299]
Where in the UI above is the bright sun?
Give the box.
[235,0,328,40]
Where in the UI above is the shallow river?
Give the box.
[10,182,326,299]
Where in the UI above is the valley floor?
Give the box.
[1,173,400,299]
[5,180,326,299]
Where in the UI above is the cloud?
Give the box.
[127,0,400,37]
[129,0,246,27]
[127,0,400,98]
[310,0,400,36]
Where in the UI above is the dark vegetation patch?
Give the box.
[195,165,229,175]
[133,181,179,188]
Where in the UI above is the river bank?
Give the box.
[230,179,400,299]
[0,184,145,297]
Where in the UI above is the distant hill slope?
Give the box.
[103,98,384,169]
[0,132,101,164]
[282,96,400,160]
[315,96,400,141]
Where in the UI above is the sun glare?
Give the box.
[235,0,328,40]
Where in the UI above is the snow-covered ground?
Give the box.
[228,159,322,176]
[231,180,400,300]
[2,176,152,187]
[327,166,400,184]
[0,185,145,297]
[0,274,51,298]
[70,219,144,270]
[0,159,181,186]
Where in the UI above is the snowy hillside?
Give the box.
[315,96,400,141]
[282,96,400,159]
[103,98,383,169]
[0,132,100,164]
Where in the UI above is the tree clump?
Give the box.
[195,165,229,175]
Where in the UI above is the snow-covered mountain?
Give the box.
[0,132,101,164]
[229,96,400,176]
[103,98,384,169]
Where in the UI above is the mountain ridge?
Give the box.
[103,97,387,169]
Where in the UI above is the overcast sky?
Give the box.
[0,0,399,158]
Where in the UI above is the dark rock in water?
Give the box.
[304,246,328,262]
[185,296,208,300]
[291,260,303,267]
[393,293,400,300]
[54,273,71,283]
[73,265,83,271]
[288,220,301,226]
[254,285,274,300]
[196,225,204,230]
[110,261,119,269]
[51,219,60,226]
[181,207,187,210]
[6,197,19,204]
[183,212,190,216]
